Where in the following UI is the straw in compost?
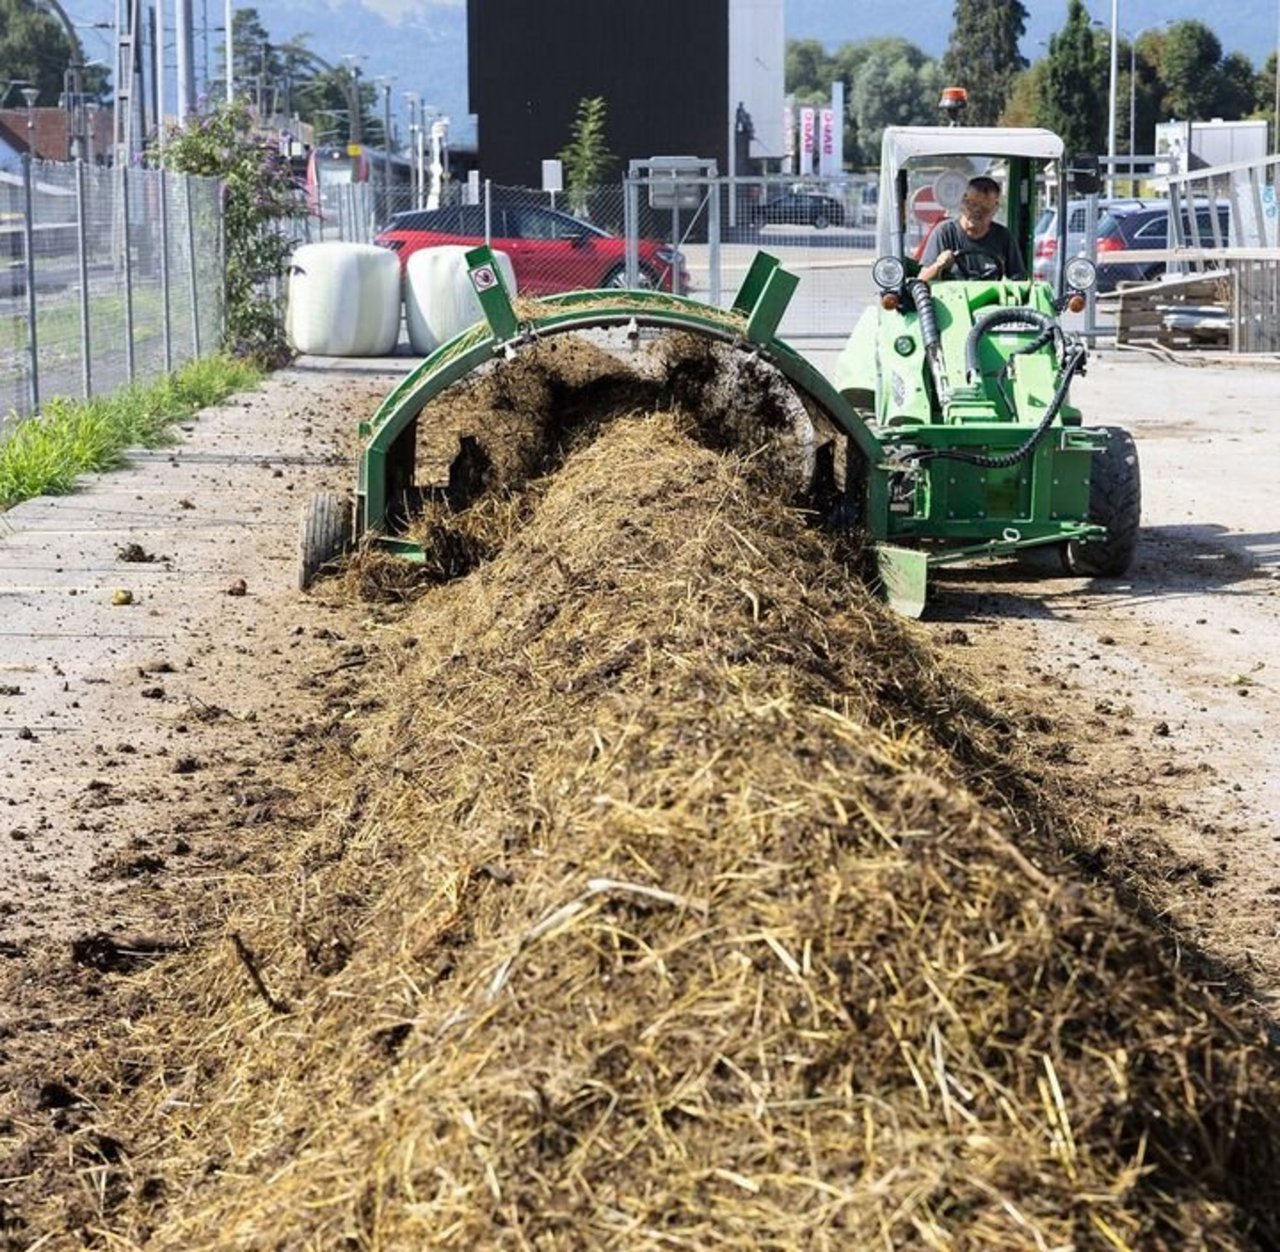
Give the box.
[26,338,1280,1250]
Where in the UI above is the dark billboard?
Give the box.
[468,0,729,188]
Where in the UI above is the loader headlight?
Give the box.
[872,256,906,290]
[1064,256,1097,292]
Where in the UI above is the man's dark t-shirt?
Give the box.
[921,218,1026,280]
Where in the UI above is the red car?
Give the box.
[374,202,688,296]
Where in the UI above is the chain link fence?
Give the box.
[302,173,878,339]
[0,158,223,439]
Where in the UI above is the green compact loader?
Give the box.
[831,122,1140,613]
[300,124,1138,617]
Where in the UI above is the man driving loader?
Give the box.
[918,176,1026,282]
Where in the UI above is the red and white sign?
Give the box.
[910,187,946,227]
[819,107,836,177]
[800,107,815,172]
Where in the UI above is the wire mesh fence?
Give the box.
[299,172,880,340]
[0,158,223,441]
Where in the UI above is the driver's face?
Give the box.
[960,191,999,235]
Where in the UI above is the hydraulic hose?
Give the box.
[908,279,941,353]
[963,306,1060,382]
[907,279,951,406]
[906,341,1087,471]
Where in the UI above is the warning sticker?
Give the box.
[471,264,498,291]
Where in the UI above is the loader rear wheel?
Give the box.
[297,490,351,591]
[1061,426,1141,577]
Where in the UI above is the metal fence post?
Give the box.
[484,179,492,244]
[624,173,638,288]
[158,168,173,372]
[185,174,201,357]
[21,154,39,414]
[75,159,92,399]
[121,166,136,383]
[708,177,721,307]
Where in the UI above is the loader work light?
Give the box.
[872,256,906,290]
[1064,256,1097,292]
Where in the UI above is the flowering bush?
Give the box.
[154,99,304,366]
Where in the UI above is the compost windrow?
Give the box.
[7,337,1280,1250]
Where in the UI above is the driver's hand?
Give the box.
[937,248,955,272]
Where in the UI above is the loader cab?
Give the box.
[838,125,1100,426]
[876,126,1070,291]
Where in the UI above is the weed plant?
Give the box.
[0,355,260,509]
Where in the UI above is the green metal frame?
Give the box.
[353,247,1104,615]
[356,247,888,540]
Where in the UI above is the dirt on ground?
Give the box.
[0,340,1278,1248]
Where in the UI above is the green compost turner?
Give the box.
[298,246,1123,617]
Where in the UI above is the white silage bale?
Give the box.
[404,247,518,356]
[286,242,402,357]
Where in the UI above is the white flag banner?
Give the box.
[819,108,836,177]
[800,107,815,174]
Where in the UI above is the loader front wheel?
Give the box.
[1061,426,1141,577]
[297,490,352,591]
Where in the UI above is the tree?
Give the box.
[1216,51,1256,120]
[1125,31,1165,157]
[850,45,944,165]
[785,38,831,97]
[558,97,614,215]
[1260,52,1278,143]
[941,0,1028,125]
[1040,0,1106,157]
[1158,21,1224,120]
[231,9,288,115]
[1002,61,1047,127]
[155,99,305,365]
[0,0,72,106]
[783,37,942,168]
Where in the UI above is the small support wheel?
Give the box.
[1061,426,1141,576]
[297,490,352,591]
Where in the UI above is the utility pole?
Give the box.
[176,0,194,119]
[378,76,394,216]
[341,54,365,144]
[224,0,232,102]
[1106,0,1118,195]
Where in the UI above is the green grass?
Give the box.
[0,355,262,510]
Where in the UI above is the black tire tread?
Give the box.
[1062,426,1141,576]
[297,490,351,591]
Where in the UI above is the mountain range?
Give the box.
[72,0,1277,150]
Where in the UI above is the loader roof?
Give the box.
[880,126,1064,167]
[877,126,1065,258]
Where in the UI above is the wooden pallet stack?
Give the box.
[1101,271,1232,352]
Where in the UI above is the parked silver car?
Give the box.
[1033,197,1155,283]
